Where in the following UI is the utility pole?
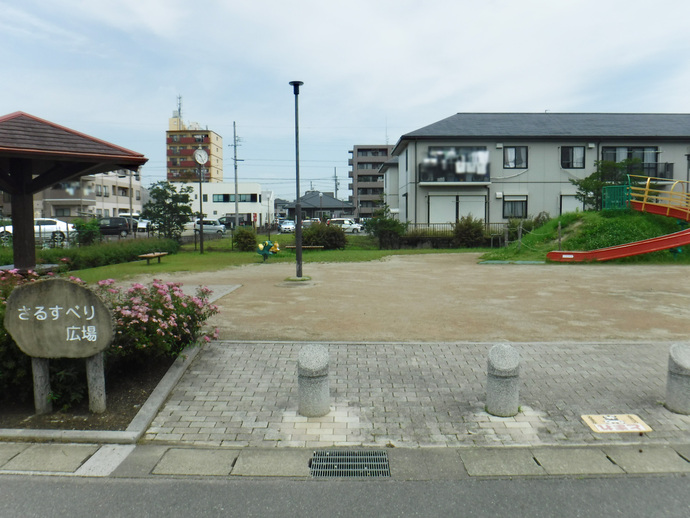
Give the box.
[230,122,243,231]
[333,167,339,199]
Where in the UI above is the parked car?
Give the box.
[279,220,296,233]
[0,218,76,242]
[302,219,321,228]
[184,219,226,235]
[119,213,150,233]
[135,219,151,233]
[327,218,363,233]
[218,216,235,229]
[98,217,135,237]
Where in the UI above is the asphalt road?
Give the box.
[1,474,689,517]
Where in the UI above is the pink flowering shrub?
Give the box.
[94,278,219,358]
[0,273,219,406]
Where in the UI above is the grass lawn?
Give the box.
[62,209,690,284]
[71,233,480,284]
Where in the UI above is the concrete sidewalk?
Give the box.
[144,340,690,449]
[2,338,690,479]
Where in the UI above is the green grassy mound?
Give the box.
[481,210,690,263]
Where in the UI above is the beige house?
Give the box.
[385,113,690,226]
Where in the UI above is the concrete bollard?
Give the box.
[298,344,330,417]
[486,343,520,417]
[665,343,690,415]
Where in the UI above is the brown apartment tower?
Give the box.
[166,107,223,183]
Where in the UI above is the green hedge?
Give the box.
[0,238,181,271]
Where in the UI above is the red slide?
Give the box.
[547,226,690,262]
[548,176,690,262]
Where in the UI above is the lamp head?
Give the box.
[289,81,304,95]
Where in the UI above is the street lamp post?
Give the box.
[290,80,304,278]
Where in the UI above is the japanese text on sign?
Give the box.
[17,304,98,342]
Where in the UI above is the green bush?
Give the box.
[452,214,486,247]
[73,217,101,246]
[233,227,257,251]
[364,215,407,250]
[302,223,346,250]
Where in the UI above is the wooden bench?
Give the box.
[138,252,168,265]
[284,245,324,250]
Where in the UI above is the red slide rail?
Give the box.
[547,176,690,262]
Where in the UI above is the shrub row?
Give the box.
[0,238,180,272]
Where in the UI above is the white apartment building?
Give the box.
[179,181,274,227]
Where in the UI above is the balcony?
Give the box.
[627,162,674,180]
[418,159,491,184]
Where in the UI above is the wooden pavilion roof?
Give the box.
[0,111,148,194]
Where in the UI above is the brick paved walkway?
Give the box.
[144,340,690,448]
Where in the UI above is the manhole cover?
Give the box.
[310,450,391,478]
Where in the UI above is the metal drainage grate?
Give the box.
[309,450,391,478]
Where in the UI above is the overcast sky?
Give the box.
[2,0,690,200]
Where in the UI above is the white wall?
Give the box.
[178,181,273,226]
[389,139,690,225]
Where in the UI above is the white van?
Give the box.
[326,218,362,233]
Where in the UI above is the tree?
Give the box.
[570,159,636,211]
[363,203,408,249]
[140,181,194,240]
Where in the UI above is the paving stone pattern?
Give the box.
[144,340,690,448]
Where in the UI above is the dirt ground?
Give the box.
[147,253,690,343]
[7,252,690,430]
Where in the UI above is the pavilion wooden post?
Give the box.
[9,158,36,271]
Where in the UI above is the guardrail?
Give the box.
[627,175,690,220]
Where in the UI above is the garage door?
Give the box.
[560,195,583,215]
[428,195,486,223]
[458,195,486,221]
[428,196,456,223]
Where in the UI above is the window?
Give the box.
[358,162,383,170]
[213,194,231,203]
[95,184,102,196]
[503,147,528,168]
[55,208,70,217]
[602,146,658,174]
[561,146,585,168]
[503,196,528,218]
[202,194,207,202]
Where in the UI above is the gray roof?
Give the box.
[284,190,354,209]
[395,113,690,153]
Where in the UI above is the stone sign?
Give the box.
[4,278,113,358]
[3,278,114,414]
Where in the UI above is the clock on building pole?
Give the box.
[193,147,208,254]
